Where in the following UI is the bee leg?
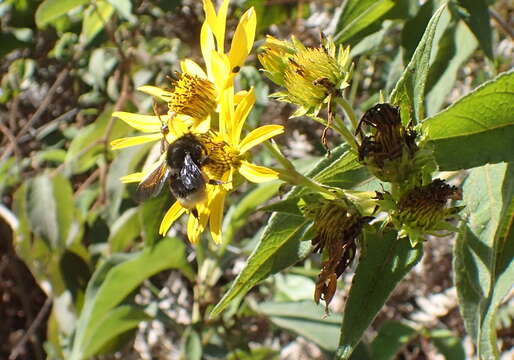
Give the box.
[191,208,199,219]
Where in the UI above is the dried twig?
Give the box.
[0,120,21,160]
[2,68,70,162]
[16,68,70,140]
[490,8,514,40]
[8,297,52,360]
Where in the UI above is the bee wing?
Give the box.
[180,153,205,190]
[135,161,170,202]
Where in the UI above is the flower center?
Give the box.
[199,133,240,180]
[166,73,217,120]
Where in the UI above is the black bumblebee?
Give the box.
[136,133,210,211]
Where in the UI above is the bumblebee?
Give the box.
[136,133,211,211]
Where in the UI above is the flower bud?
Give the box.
[259,35,352,115]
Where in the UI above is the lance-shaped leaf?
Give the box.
[390,3,447,125]
[69,237,193,360]
[454,163,514,359]
[336,231,423,359]
[254,301,342,351]
[422,70,514,171]
[334,0,396,44]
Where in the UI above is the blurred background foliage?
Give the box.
[0,0,513,359]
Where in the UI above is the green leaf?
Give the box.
[336,231,423,359]
[82,305,150,358]
[454,163,514,359]
[390,3,447,125]
[70,237,192,360]
[255,301,342,351]
[210,145,364,318]
[210,213,311,318]
[422,70,514,171]
[369,321,417,360]
[453,0,493,59]
[65,106,130,175]
[334,0,396,44]
[35,0,89,27]
[108,208,140,252]
[81,1,115,44]
[138,192,172,248]
[27,173,78,251]
[222,181,281,245]
[184,329,202,360]
[105,144,151,224]
[425,19,478,116]
[429,329,466,360]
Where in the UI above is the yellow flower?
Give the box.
[158,88,284,244]
[201,0,256,91]
[111,0,256,151]
[111,0,264,245]
[205,87,284,187]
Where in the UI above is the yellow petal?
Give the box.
[209,189,226,244]
[234,90,248,104]
[120,172,144,183]
[232,88,256,145]
[110,133,163,150]
[159,201,186,235]
[239,161,279,183]
[228,7,256,69]
[239,125,284,154]
[219,85,234,137]
[200,22,215,80]
[168,115,189,138]
[112,111,165,132]
[202,0,229,53]
[187,206,209,243]
[193,116,211,134]
[181,59,207,79]
[210,51,231,92]
[137,85,172,102]
[202,0,218,40]
[216,0,229,52]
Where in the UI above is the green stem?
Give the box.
[335,96,359,132]
[263,141,339,199]
[333,114,359,152]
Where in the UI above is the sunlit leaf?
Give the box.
[423,70,514,170]
[454,163,514,359]
[70,237,193,360]
[336,231,423,359]
[390,3,446,125]
[255,301,342,351]
[334,0,396,44]
[35,0,89,27]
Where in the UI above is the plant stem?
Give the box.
[335,96,359,131]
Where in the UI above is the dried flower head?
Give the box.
[301,195,371,311]
[356,103,422,184]
[379,179,463,246]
